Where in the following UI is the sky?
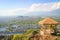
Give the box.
[0,0,60,16]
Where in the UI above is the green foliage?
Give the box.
[12,34,22,40]
[25,29,33,34]
[12,34,29,40]
[4,35,13,40]
[12,29,39,40]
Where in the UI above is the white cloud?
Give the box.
[0,8,28,16]
[0,2,60,16]
[29,2,60,12]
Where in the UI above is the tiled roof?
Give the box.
[39,17,59,24]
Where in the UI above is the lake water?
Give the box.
[0,32,23,35]
[0,27,23,34]
[0,27,6,32]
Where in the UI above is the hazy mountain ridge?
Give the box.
[26,9,60,17]
[0,8,60,23]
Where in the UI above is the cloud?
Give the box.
[0,8,28,16]
[0,2,60,16]
[29,2,60,12]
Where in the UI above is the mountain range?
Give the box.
[26,9,60,17]
[0,9,60,23]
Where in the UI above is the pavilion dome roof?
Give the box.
[39,17,59,25]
